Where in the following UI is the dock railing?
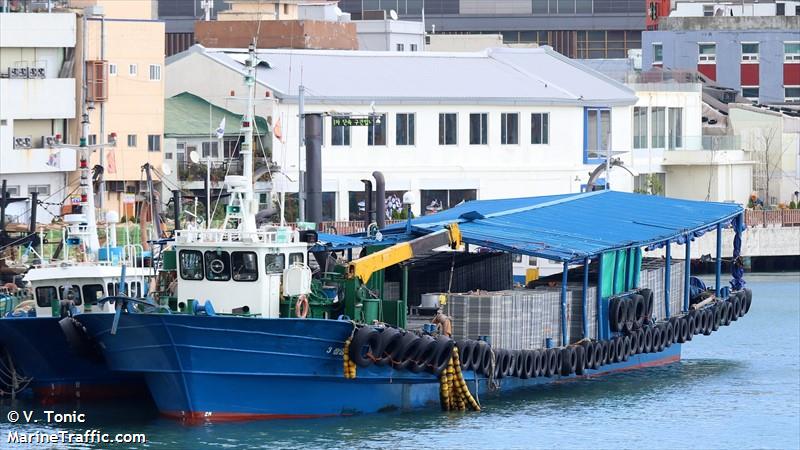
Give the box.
[744,209,800,227]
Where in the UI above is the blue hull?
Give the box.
[0,317,146,401]
[76,313,681,421]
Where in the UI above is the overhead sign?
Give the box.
[332,116,375,127]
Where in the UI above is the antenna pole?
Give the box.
[237,40,258,232]
[80,12,100,255]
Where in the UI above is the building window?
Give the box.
[651,107,665,148]
[786,86,800,101]
[633,107,648,149]
[500,113,519,145]
[785,42,800,62]
[438,113,457,145]
[702,4,714,16]
[634,173,665,196]
[127,134,137,148]
[777,2,786,15]
[469,113,488,145]
[420,189,477,215]
[129,64,137,76]
[367,114,386,146]
[396,43,404,51]
[741,43,759,62]
[202,141,219,158]
[742,86,760,99]
[410,44,418,51]
[106,181,125,192]
[331,115,351,146]
[699,43,716,63]
[653,43,663,65]
[531,113,549,145]
[395,113,415,146]
[4,185,20,197]
[147,134,161,152]
[88,134,97,146]
[109,63,117,76]
[668,107,683,150]
[585,108,611,162]
[28,185,50,196]
[149,64,161,81]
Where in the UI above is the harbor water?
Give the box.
[1,272,798,449]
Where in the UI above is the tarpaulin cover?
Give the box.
[385,190,744,263]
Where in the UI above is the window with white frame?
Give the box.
[149,64,161,81]
[531,113,549,145]
[129,64,137,76]
[4,185,20,197]
[410,44,418,51]
[741,43,759,62]
[367,114,387,146]
[500,113,519,145]
[395,113,415,146]
[633,107,648,149]
[469,113,488,145]
[651,107,665,148]
[331,115,351,146]
[742,86,760,100]
[438,113,457,145]
[147,134,161,152]
[201,141,219,158]
[699,43,716,63]
[585,108,611,161]
[667,107,683,149]
[109,63,117,76]
[28,185,50,196]
[396,43,404,51]
[88,134,97,146]
[785,42,800,62]
[127,134,137,148]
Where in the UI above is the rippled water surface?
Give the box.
[1,273,798,449]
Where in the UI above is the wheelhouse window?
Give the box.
[35,286,58,308]
[232,251,259,281]
[204,250,231,281]
[265,253,286,273]
[82,284,105,306]
[59,285,82,306]
[289,252,305,266]
[179,250,204,280]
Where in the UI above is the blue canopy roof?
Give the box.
[385,190,744,263]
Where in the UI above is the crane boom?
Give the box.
[347,224,462,284]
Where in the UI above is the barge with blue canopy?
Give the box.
[71,45,753,421]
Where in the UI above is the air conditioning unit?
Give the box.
[42,135,58,147]
[13,136,32,149]
[8,66,45,79]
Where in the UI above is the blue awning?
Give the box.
[384,190,744,263]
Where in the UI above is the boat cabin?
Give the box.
[172,227,312,317]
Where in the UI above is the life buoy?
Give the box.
[295,294,309,318]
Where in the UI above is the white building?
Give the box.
[0,11,78,223]
[670,0,800,17]
[166,45,642,220]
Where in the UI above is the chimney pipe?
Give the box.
[28,191,38,234]
[372,171,385,229]
[304,113,323,224]
[361,179,373,230]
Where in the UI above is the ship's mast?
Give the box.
[230,41,258,233]
[79,12,100,255]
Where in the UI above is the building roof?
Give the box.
[385,190,744,263]
[171,45,637,106]
[164,92,269,138]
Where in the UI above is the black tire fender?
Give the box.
[472,341,487,370]
[575,345,586,375]
[609,297,624,332]
[643,326,654,353]
[430,337,455,376]
[593,341,604,369]
[560,346,576,376]
[374,328,402,367]
[623,297,636,333]
[349,327,380,368]
[479,345,493,376]
[582,341,595,369]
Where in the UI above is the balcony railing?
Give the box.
[664,135,742,151]
[177,158,270,182]
[286,220,405,236]
[744,209,800,228]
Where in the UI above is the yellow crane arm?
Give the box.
[347,223,462,284]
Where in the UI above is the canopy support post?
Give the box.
[715,222,722,297]
[561,261,569,346]
[684,237,691,312]
[597,254,605,340]
[582,257,589,339]
[665,241,671,318]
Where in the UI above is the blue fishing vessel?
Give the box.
[0,107,151,401]
[73,44,752,421]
